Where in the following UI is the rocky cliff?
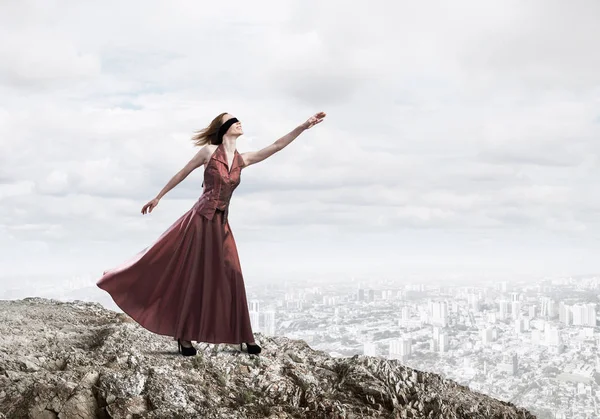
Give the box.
[0,298,535,419]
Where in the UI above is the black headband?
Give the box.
[217,117,239,143]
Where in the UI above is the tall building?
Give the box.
[529,305,536,319]
[389,338,412,361]
[498,300,510,320]
[439,332,449,352]
[429,301,449,326]
[511,301,521,319]
[559,302,572,325]
[540,298,557,318]
[545,325,564,354]
[514,318,525,334]
[587,303,597,326]
[249,310,260,332]
[571,303,597,327]
[481,327,494,345]
[358,288,365,302]
[262,310,276,335]
[249,299,260,313]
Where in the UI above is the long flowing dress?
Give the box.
[97,143,255,344]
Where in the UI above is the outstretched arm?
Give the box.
[240,112,326,168]
[141,145,211,214]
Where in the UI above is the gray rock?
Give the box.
[0,298,537,419]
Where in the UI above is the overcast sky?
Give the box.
[1,0,600,288]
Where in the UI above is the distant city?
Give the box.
[243,275,598,419]
[1,273,597,419]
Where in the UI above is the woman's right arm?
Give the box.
[142,146,210,214]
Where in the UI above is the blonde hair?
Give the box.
[191,112,228,146]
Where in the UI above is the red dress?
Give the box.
[97,143,255,344]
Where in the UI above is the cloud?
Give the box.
[1,0,600,277]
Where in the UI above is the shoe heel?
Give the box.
[177,338,197,357]
[245,342,262,355]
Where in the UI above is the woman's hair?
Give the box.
[191,112,228,147]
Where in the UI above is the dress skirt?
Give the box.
[97,207,255,344]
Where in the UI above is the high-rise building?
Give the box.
[429,301,448,326]
[358,288,365,302]
[262,310,276,335]
[481,327,494,345]
[571,303,597,327]
[559,302,572,325]
[540,298,557,318]
[511,301,521,319]
[529,305,536,319]
[587,303,597,326]
[514,318,525,334]
[522,316,530,331]
[389,338,412,361]
[544,325,564,353]
[249,299,260,313]
[249,310,260,332]
[439,332,449,352]
[498,300,510,320]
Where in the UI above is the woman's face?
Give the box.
[222,114,243,136]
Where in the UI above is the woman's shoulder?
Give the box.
[199,143,219,156]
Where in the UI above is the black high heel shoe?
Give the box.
[240,342,262,355]
[177,338,197,356]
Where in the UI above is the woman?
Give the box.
[97,111,326,356]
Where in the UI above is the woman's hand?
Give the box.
[141,198,160,214]
[302,112,327,130]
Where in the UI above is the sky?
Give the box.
[2,0,600,292]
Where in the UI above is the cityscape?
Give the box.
[243,274,598,419]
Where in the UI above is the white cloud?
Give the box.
[1,0,600,280]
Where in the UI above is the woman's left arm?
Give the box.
[241,112,326,168]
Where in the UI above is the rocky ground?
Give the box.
[0,298,536,418]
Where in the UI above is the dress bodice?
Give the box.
[193,143,245,224]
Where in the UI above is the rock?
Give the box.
[105,395,148,418]
[0,298,537,419]
[58,389,97,419]
[19,356,40,372]
[30,410,58,419]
